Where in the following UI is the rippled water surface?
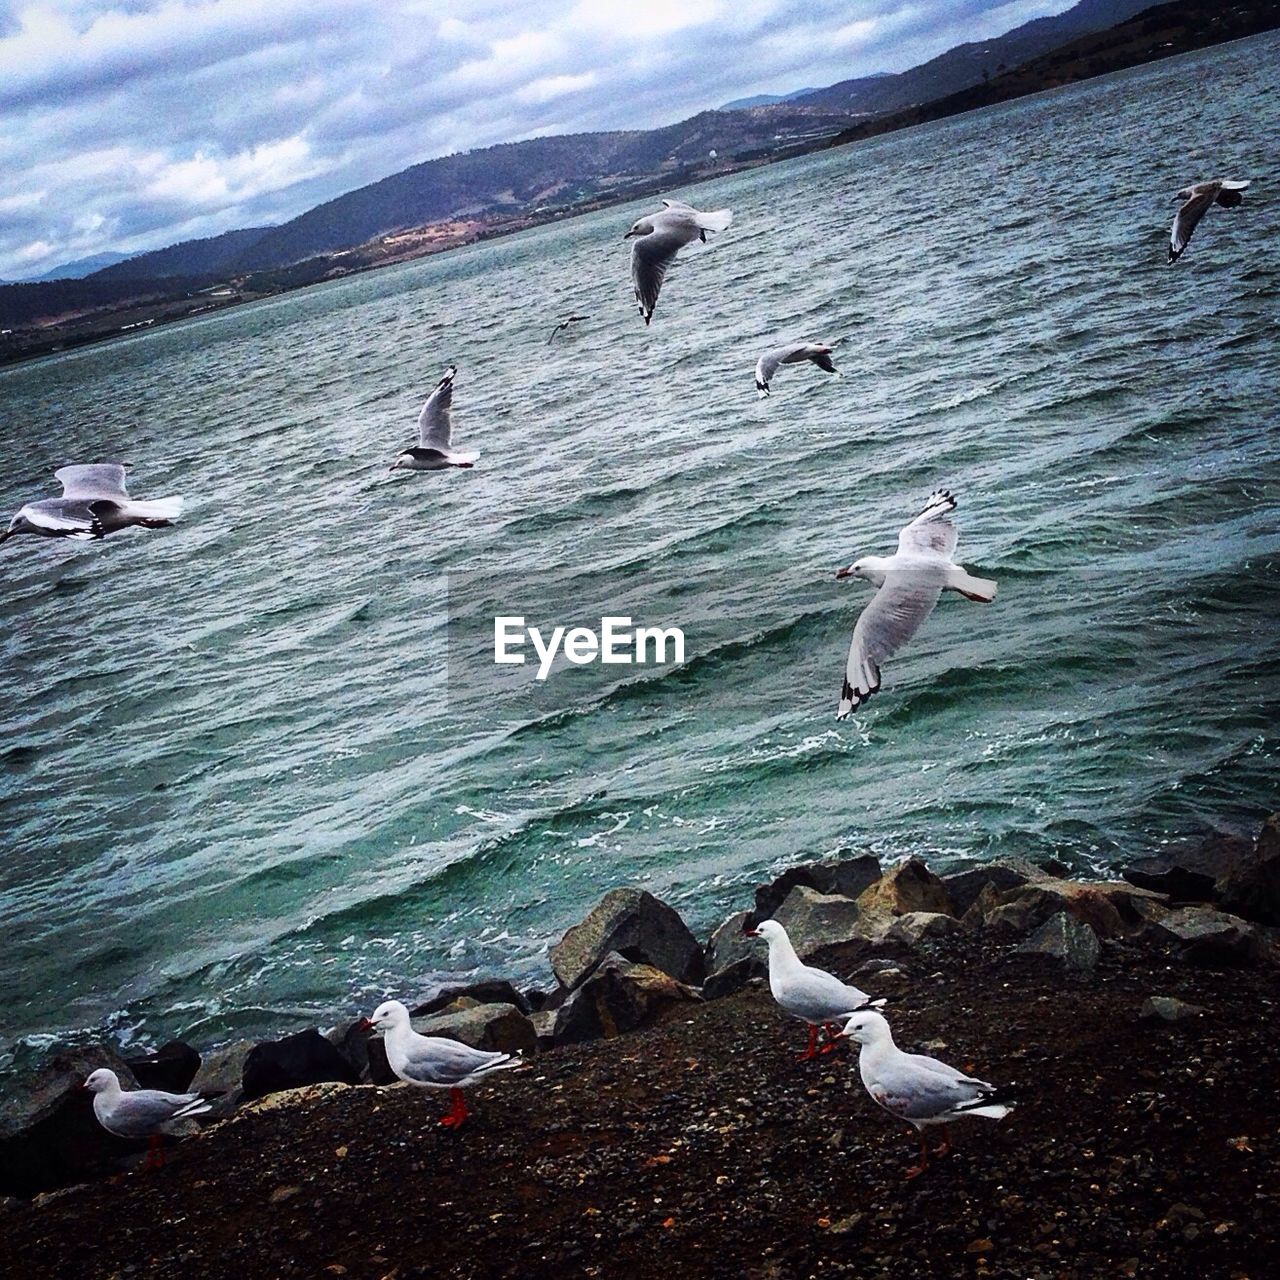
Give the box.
[2,36,1278,1072]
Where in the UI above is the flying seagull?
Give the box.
[84,1067,210,1169]
[1169,179,1250,263]
[0,464,182,547]
[755,342,838,398]
[390,366,478,472]
[624,198,733,325]
[358,999,523,1129]
[745,919,884,1060]
[834,490,996,719]
[547,314,590,344]
[839,1009,1014,1179]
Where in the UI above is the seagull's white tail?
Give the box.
[948,568,997,603]
[958,1102,1012,1120]
[125,496,184,523]
[696,209,733,233]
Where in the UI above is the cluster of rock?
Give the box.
[3,814,1276,1199]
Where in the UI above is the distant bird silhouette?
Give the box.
[389,365,479,471]
[0,464,182,547]
[547,314,590,343]
[1169,179,1250,263]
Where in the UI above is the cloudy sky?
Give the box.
[0,0,1078,279]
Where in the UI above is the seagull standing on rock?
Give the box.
[1168,179,1250,263]
[0,464,182,546]
[83,1068,210,1169]
[835,490,997,719]
[389,366,478,472]
[625,199,733,325]
[754,343,838,398]
[359,999,524,1129]
[839,1009,1014,1179]
[745,919,885,1061]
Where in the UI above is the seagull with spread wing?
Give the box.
[389,365,478,472]
[834,490,996,719]
[624,198,733,325]
[547,313,590,344]
[1169,179,1250,263]
[754,342,838,398]
[0,463,182,547]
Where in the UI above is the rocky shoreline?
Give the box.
[1,817,1278,1277]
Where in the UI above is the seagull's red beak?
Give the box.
[744,928,760,938]
[355,1017,374,1033]
[835,566,853,580]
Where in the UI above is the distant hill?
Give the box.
[793,0,1156,112]
[718,87,825,110]
[229,106,853,271]
[17,251,132,282]
[88,226,273,282]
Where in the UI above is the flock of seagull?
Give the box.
[84,918,1010,1180]
[14,168,1251,1178]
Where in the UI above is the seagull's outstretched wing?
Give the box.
[754,347,788,395]
[19,501,102,539]
[55,464,129,500]
[417,366,457,449]
[631,227,686,325]
[897,490,959,558]
[838,575,942,718]
[1169,185,1217,263]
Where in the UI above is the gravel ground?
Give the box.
[3,935,1277,1280]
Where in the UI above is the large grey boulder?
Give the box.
[0,1046,140,1198]
[855,859,954,921]
[553,953,700,1045]
[1012,912,1100,973]
[550,888,704,991]
[1152,906,1268,965]
[773,886,870,956]
[1218,813,1280,926]
[942,860,1042,918]
[885,912,963,946]
[704,910,757,976]
[411,1003,537,1056]
[241,1028,362,1102]
[751,854,882,922]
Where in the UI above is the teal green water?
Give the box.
[1,36,1278,1075]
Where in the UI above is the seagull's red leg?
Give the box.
[439,1087,468,1129]
[818,1022,843,1054]
[904,1131,930,1180]
[796,1025,819,1062]
[935,1126,952,1158]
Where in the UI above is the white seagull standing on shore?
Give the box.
[389,366,478,472]
[624,199,733,325]
[0,464,182,547]
[359,999,523,1128]
[745,919,884,1060]
[839,1010,1014,1179]
[754,342,838,397]
[834,490,997,719]
[1168,179,1250,263]
[83,1068,210,1169]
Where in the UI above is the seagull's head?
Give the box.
[838,1009,891,1046]
[365,999,409,1032]
[623,218,654,240]
[835,559,866,581]
[83,1068,120,1094]
[744,918,785,944]
[388,452,412,473]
